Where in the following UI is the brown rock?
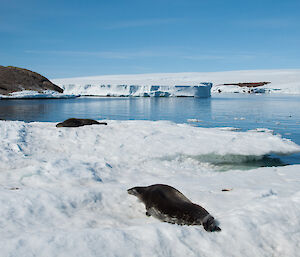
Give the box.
[0,65,63,95]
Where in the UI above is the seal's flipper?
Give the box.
[203,215,221,232]
[213,226,221,232]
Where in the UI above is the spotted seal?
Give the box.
[128,184,221,232]
[56,118,107,127]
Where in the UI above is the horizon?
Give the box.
[1,0,300,79]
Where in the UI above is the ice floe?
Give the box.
[0,90,79,99]
[0,120,300,257]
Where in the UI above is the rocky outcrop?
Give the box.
[0,66,63,95]
[222,82,271,87]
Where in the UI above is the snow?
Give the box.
[0,90,79,99]
[52,69,300,95]
[1,120,300,257]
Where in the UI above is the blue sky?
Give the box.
[1,0,300,78]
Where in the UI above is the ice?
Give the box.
[57,83,212,97]
[52,69,300,96]
[1,120,300,256]
[0,90,79,99]
[187,119,203,123]
[248,128,275,134]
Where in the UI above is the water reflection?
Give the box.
[0,100,58,121]
[0,97,213,122]
[0,95,299,165]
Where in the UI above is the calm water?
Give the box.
[1,94,300,165]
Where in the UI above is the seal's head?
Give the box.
[56,123,64,127]
[128,187,143,196]
[127,186,148,202]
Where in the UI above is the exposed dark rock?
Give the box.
[221,188,233,192]
[222,82,271,88]
[56,118,108,127]
[0,65,63,95]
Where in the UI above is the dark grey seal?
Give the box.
[128,184,221,232]
[56,118,107,127]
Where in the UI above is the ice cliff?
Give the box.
[59,83,212,97]
[53,69,300,96]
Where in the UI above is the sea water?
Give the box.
[1,94,300,165]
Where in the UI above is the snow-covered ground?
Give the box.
[0,90,79,99]
[52,69,300,96]
[1,120,300,257]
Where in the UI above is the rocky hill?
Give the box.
[0,66,63,95]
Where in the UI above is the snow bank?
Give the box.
[52,69,300,95]
[0,90,79,99]
[1,120,300,257]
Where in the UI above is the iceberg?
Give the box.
[59,83,212,97]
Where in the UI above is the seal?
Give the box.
[56,118,107,127]
[128,184,221,232]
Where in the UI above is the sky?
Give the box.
[1,0,300,78]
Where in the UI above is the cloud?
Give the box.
[25,50,165,59]
[183,55,226,60]
[237,18,295,29]
[25,49,259,62]
[101,18,180,29]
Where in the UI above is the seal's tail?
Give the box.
[203,215,221,232]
